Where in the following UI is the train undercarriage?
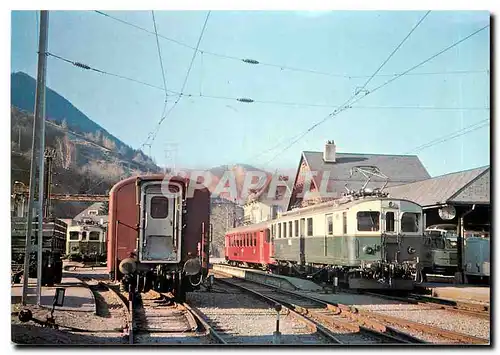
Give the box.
[226,258,423,290]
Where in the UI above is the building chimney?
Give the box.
[323,140,336,163]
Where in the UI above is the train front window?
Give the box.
[357,212,380,232]
[150,196,169,219]
[69,232,79,241]
[385,212,395,232]
[401,212,420,233]
[89,231,100,241]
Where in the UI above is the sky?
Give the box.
[10,10,490,177]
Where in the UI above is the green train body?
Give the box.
[270,194,433,290]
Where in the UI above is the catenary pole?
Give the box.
[21,10,49,305]
[35,10,49,306]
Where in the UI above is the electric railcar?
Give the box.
[107,174,211,301]
[226,190,433,290]
[66,224,107,262]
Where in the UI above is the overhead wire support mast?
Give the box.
[262,23,490,165]
[22,10,49,306]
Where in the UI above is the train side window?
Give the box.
[150,196,169,219]
[288,221,293,238]
[253,233,257,246]
[294,220,299,237]
[386,212,395,232]
[278,223,281,238]
[307,218,313,236]
[357,211,380,232]
[401,212,420,233]
[271,224,275,239]
[89,231,100,241]
[69,231,79,241]
[265,229,271,243]
[326,214,333,235]
[283,222,287,238]
[343,212,347,234]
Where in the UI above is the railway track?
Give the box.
[212,271,489,345]
[212,273,419,345]
[188,281,336,344]
[363,292,490,320]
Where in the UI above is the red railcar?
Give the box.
[224,221,275,270]
[107,174,211,301]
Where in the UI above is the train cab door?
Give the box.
[139,182,182,263]
[381,208,399,261]
[299,218,306,265]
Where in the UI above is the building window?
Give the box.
[294,220,299,237]
[307,218,313,236]
[88,210,98,216]
[343,212,347,234]
[401,212,420,233]
[283,222,287,238]
[69,231,79,241]
[150,196,169,219]
[386,212,395,232]
[357,211,380,232]
[326,214,333,235]
[288,221,293,238]
[88,231,100,241]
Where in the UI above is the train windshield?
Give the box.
[69,231,79,240]
[401,212,420,233]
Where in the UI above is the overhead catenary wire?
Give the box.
[92,10,488,80]
[141,11,211,150]
[261,23,490,165]
[47,52,488,113]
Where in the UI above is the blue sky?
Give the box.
[11,10,490,176]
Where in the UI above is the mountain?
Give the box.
[10,72,162,218]
[11,71,156,166]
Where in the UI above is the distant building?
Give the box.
[287,141,431,210]
[243,173,294,225]
[73,202,108,226]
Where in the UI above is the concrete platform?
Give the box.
[212,264,322,291]
[11,276,96,313]
[419,283,490,304]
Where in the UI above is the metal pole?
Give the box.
[35,10,49,306]
[21,10,49,306]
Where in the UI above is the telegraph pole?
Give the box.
[21,10,49,306]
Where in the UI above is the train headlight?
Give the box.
[363,246,375,255]
[119,257,137,275]
[407,246,416,254]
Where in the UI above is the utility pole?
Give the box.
[21,10,49,306]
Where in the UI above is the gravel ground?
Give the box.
[358,304,490,341]
[188,289,327,344]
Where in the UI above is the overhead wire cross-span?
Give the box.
[141,11,212,151]
[261,22,490,166]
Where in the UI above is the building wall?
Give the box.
[210,201,244,258]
